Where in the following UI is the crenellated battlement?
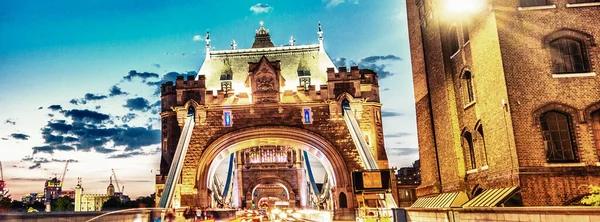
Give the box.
[326,66,380,102]
[161,75,206,96]
[160,75,207,111]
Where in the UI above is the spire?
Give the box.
[231,39,237,50]
[317,22,324,50]
[109,176,113,185]
[290,35,295,46]
[205,31,211,59]
[252,21,275,48]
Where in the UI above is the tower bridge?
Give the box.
[155,22,396,220]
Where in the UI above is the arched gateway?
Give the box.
[156,22,391,219]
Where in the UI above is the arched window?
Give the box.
[462,21,470,44]
[520,0,550,7]
[550,38,589,74]
[591,110,600,153]
[339,192,348,208]
[463,131,476,169]
[540,111,577,162]
[476,125,488,166]
[448,26,459,56]
[462,71,475,105]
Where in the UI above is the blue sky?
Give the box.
[0,0,417,198]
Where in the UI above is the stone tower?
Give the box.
[156,22,390,219]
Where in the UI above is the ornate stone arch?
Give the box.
[245,177,296,201]
[196,125,351,192]
[532,102,581,125]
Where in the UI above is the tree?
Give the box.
[11,200,25,212]
[0,196,11,212]
[102,197,121,210]
[136,196,155,208]
[581,185,600,206]
[52,196,74,211]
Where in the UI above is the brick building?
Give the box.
[406,0,600,206]
[396,160,421,207]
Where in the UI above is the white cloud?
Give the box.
[324,0,357,8]
[193,35,204,42]
[250,3,273,14]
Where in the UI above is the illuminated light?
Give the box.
[224,111,232,127]
[446,0,485,13]
[303,108,311,123]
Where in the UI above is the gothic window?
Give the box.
[463,131,476,170]
[520,0,551,7]
[298,70,311,91]
[476,125,488,166]
[591,110,600,154]
[220,73,233,93]
[462,71,475,106]
[462,21,470,44]
[339,192,348,208]
[569,0,600,3]
[220,73,232,81]
[448,26,459,56]
[550,38,589,74]
[540,111,577,162]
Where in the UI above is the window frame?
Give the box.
[520,0,552,7]
[461,71,476,108]
[462,20,470,46]
[540,111,578,163]
[462,131,477,170]
[448,25,460,58]
[549,37,590,74]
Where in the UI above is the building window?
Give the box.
[298,70,311,91]
[220,73,233,94]
[550,38,589,74]
[463,131,476,169]
[462,21,470,44]
[540,111,577,162]
[223,110,232,127]
[569,0,600,3]
[520,0,551,7]
[476,125,488,166]
[462,71,475,106]
[339,192,348,208]
[591,110,600,153]
[448,26,459,56]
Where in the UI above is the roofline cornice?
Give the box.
[210,44,321,57]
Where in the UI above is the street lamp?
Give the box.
[446,0,486,14]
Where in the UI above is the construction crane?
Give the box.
[0,161,7,196]
[111,169,124,195]
[60,160,69,190]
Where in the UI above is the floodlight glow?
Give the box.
[446,0,485,13]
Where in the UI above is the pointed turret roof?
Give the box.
[252,21,275,48]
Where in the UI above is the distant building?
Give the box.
[74,177,116,212]
[60,190,75,200]
[406,0,600,206]
[396,160,421,207]
[43,177,62,203]
[396,160,421,185]
[21,192,44,204]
